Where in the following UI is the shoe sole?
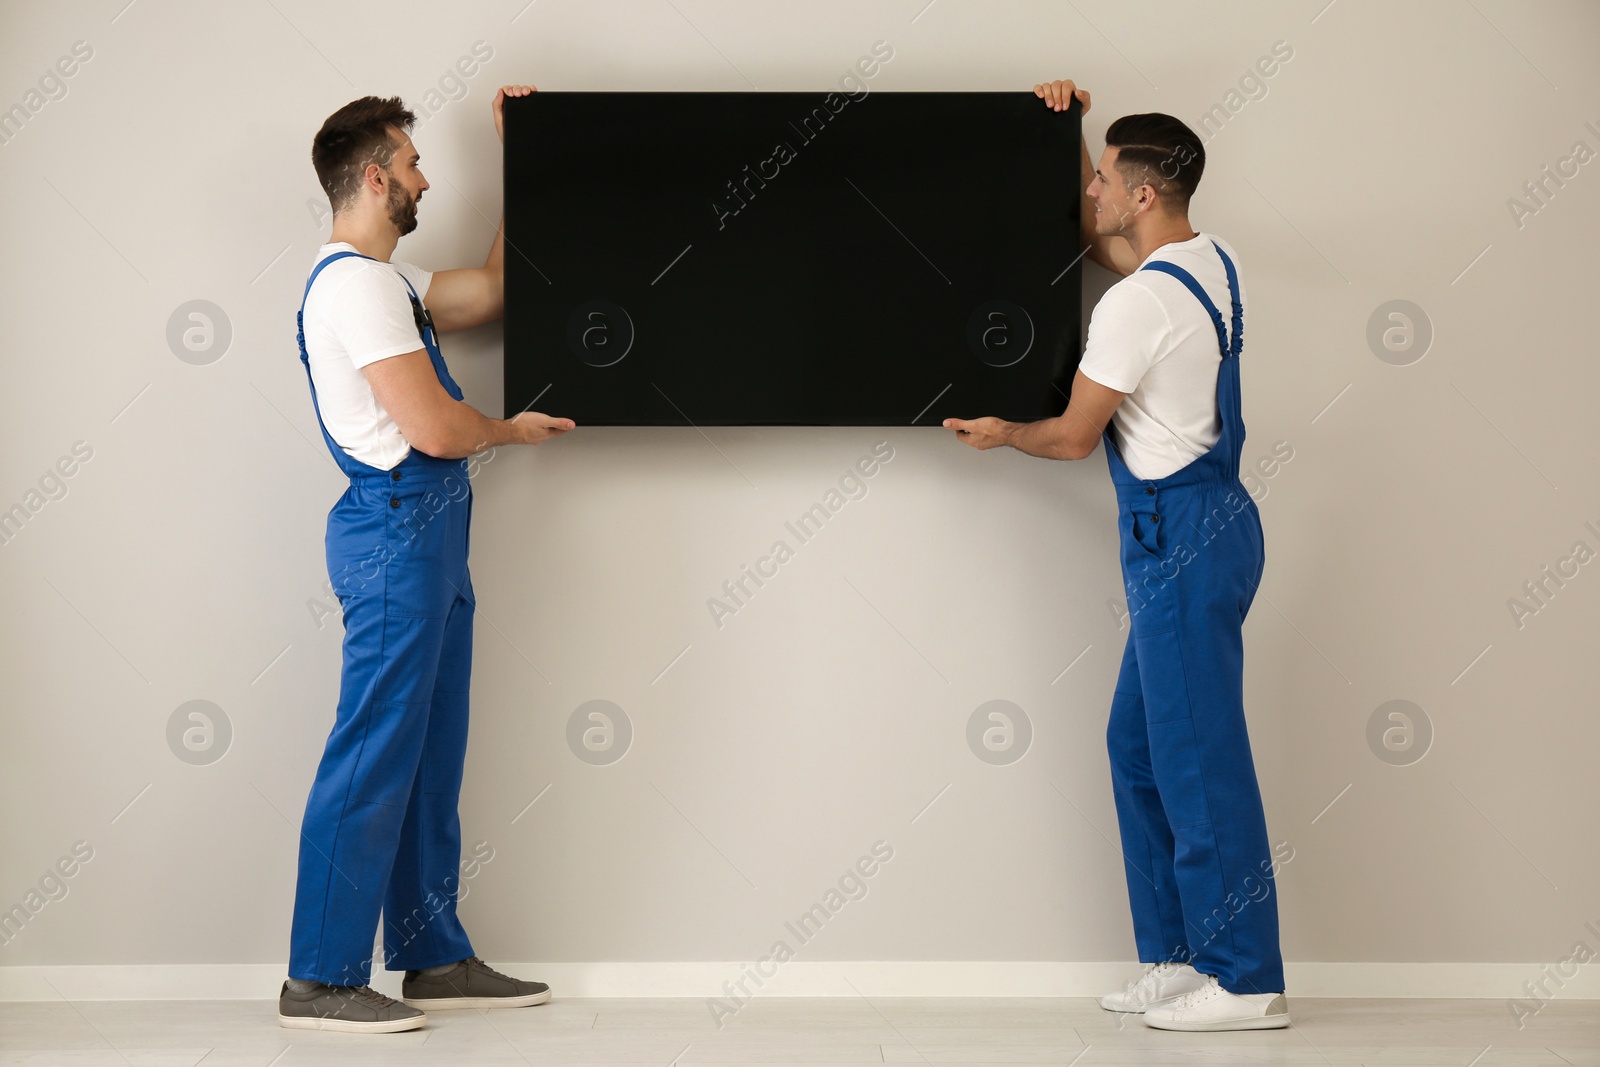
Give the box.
[1144,1013,1291,1032]
[404,989,552,1010]
[279,1012,426,1033]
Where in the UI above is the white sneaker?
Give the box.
[1141,973,1290,1031]
[1097,961,1209,1013]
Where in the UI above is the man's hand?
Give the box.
[510,410,575,445]
[1034,78,1090,114]
[942,372,1128,461]
[943,416,1012,450]
[493,83,536,144]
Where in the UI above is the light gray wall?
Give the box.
[2,0,1596,974]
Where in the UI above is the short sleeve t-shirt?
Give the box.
[1078,232,1246,481]
[300,242,434,471]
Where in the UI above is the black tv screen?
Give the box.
[502,91,1082,425]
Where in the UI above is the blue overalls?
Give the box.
[1103,240,1284,995]
[289,251,477,986]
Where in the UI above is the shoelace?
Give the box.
[1168,974,1223,1010]
[462,955,516,982]
[314,984,403,1019]
[346,985,402,1010]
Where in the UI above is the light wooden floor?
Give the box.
[2,996,1597,1065]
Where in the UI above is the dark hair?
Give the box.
[1104,113,1205,212]
[312,95,416,214]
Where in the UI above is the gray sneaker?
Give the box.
[402,956,551,1010]
[278,980,426,1033]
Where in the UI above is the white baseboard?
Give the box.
[1,961,1595,1002]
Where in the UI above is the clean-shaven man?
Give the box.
[944,79,1289,1032]
[281,85,574,1033]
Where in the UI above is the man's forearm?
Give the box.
[1005,416,1085,461]
[421,399,523,458]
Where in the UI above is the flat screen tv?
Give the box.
[502,91,1082,426]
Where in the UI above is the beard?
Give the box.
[1095,204,1130,237]
[386,178,419,236]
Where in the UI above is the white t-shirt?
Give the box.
[1078,232,1247,480]
[300,242,434,471]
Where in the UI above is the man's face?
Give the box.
[1087,146,1142,237]
[380,130,429,236]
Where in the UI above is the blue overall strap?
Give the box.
[297,251,372,365]
[299,251,430,324]
[1215,241,1243,358]
[304,250,369,295]
[1138,241,1243,360]
[298,249,462,405]
[390,266,437,350]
